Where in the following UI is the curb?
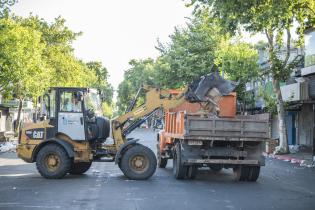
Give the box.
[263,152,314,167]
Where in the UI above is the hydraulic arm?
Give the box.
[110,72,236,150]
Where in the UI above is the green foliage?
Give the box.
[156,10,227,88]
[216,41,260,99]
[116,58,156,113]
[86,61,113,104]
[190,0,314,79]
[0,15,113,123]
[0,18,51,99]
[14,15,96,87]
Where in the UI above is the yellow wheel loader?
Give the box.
[17,73,236,179]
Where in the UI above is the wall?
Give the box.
[271,115,279,139]
[297,104,314,146]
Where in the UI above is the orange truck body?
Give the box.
[159,93,237,152]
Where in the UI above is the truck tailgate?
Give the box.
[184,114,269,140]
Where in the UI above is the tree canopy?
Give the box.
[0,14,114,123]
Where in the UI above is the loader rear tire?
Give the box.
[70,162,92,175]
[120,144,157,180]
[173,142,187,179]
[36,144,71,179]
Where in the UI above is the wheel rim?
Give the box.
[45,153,60,172]
[129,154,149,173]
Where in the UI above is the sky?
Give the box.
[12,0,193,91]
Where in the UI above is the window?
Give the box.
[49,90,56,118]
[60,91,82,112]
[305,30,315,67]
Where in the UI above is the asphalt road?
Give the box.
[1,129,315,210]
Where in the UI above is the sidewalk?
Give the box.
[265,152,315,167]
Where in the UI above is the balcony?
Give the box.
[280,82,309,102]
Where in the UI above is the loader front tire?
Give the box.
[70,162,92,175]
[120,144,157,180]
[36,144,71,179]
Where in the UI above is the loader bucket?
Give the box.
[185,72,236,103]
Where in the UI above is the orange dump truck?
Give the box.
[157,93,270,181]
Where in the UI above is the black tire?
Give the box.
[233,165,250,181]
[70,162,92,175]
[157,142,167,168]
[120,144,157,180]
[36,144,71,179]
[248,166,260,182]
[173,142,187,179]
[210,164,223,172]
[187,166,198,179]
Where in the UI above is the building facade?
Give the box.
[246,30,315,153]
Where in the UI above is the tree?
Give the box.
[117,58,156,113]
[0,15,114,131]
[215,41,260,111]
[190,0,315,154]
[156,10,226,88]
[86,61,113,104]
[15,15,96,87]
[0,17,51,132]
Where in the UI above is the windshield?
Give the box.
[85,90,102,116]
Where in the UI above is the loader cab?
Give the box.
[39,87,108,142]
[39,87,87,140]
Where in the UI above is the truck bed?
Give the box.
[164,112,269,141]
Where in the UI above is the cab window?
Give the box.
[60,91,82,112]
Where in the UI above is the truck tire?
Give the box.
[157,144,167,168]
[233,165,250,181]
[70,162,92,175]
[247,166,260,182]
[36,144,71,179]
[173,142,187,179]
[120,144,157,180]
[187,166,197,179]
[210,164,223,172]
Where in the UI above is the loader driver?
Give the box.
[70,92,82,112]
[63,92,82,112]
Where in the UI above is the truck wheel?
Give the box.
[210,164,223,172]
[157,144,167,168]
[233,165,250,181]
[70,162,92,175]
[248,166,260,182]
[120,144,157,180]
[173,143,187,179]
[36,144,71,179]
[187,166,197,179]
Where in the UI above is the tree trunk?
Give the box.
[272,79,289,154]
[14,98,23,134]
